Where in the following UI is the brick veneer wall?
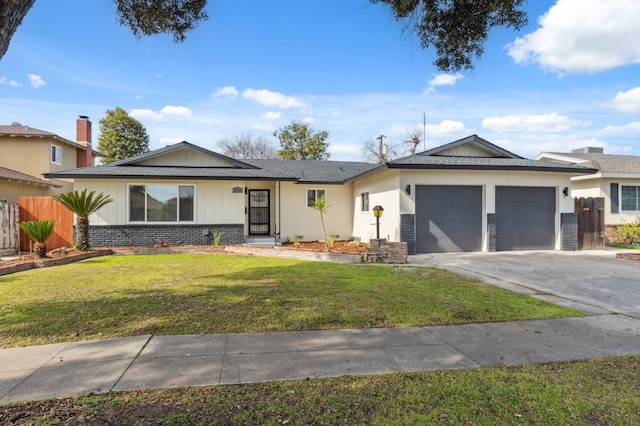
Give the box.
[400,214,416,255]
[365,239,408,264]
[81,224,245,247]
[487,214,496,252]
[561,213,578,251]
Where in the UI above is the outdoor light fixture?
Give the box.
[563,187,569,196]
[405,184,411,195]
[372,205,384,239]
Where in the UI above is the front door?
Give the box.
[248,190,270,235]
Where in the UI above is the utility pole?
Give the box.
[377,134,386,163]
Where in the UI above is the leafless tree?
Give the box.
[217,134,277,159]
[363,134,398,164]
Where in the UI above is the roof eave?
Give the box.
[386,164,598,174]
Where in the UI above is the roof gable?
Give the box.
[419,135,522,159]
[109,141,258,169]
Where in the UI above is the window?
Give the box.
[50,144,61,164]
[129,184,195,222]
[307,189,325,207]
[361,192,369,212]
[621,185,640,211]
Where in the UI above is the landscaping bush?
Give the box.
[617,217,640,247]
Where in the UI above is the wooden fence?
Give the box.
[0,200,20,255]
[575,197,604,250]
[18,196,74,252]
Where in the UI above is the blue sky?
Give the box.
[1,0,640,161]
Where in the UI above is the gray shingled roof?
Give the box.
[387,155,597,173]
[0,166,61,187]
[0,123,85,149]
[243,159,376,183]
[547,152,640,174]
[45,165,298,181]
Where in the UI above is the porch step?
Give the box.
[244,236,280,247]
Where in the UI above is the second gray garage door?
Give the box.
[495,186,556,251]
[415,185,482,253]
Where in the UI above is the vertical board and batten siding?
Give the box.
[18,196,74,251]
[135,149,235,167]
[74,179,245,225]
[351,169,401,243]
[0,200,20,255]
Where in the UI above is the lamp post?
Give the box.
[372,205,384,240]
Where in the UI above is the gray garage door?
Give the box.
[495,186,556,251]
[415,185,482,253]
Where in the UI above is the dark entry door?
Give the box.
[249,190,270,235]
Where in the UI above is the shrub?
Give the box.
[617,218,640,247]
[19,220,56,258]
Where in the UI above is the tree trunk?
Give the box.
[34,242,46,259]
[76,215,90,250]
[0,0,37,60]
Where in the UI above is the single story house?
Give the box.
[537,147,640,226]
[45,135,596,253]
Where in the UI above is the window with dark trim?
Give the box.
[307,189,326,207]
[50,144,61,164]
[129,184,195,222]
[361,192,369,212]
[621,185,640,211]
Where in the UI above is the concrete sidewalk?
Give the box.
[2,314,639,403]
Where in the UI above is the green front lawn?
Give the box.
[0,254,582,348]
[3,355,638,425]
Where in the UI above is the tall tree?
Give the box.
[0,0,207,60]
[372,0,528,71]
[0,1,525,71]
[217,134,277,159]
[98,107,150,164]
[275,121,330,161]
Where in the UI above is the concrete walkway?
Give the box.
[2,315,639,403]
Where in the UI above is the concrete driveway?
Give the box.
[411,250,640,317]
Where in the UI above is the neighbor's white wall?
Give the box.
[278,182,353,242]
[74,179,245,225]
[572,177,640,225]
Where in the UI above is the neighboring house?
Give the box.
[45,135,595,253]
[0,116,96,203]
[537,147,640,226]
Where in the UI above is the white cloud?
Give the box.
[482,113,581,133]
[301,116,315,124]
[242,88,306,108]
[426,73,464,92]
[212,86,238,98]
[0,76,21,87]
[424,120,467,137]
[130,106,192,122]
[130,109,163,121]
[603,87,640,113]
[160,105,192,118]
[507,0,640,73]
[263,111,281,120]
[27,74,46,88]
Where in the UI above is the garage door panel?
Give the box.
[496,187,555,251]
[416,185,482,253]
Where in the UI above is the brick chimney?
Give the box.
[76,115,94,167]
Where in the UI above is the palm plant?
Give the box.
[310,195,331,252]
[53,189,113,251]
[19,220,56,258]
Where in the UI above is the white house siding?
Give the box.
[74,179,245,225]
[278,181,354,243]
[135,148,235,167]
[351,169,401,243]
[572,177,640,225]
[398,170,575,251]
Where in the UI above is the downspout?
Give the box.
[275,181,282,246]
